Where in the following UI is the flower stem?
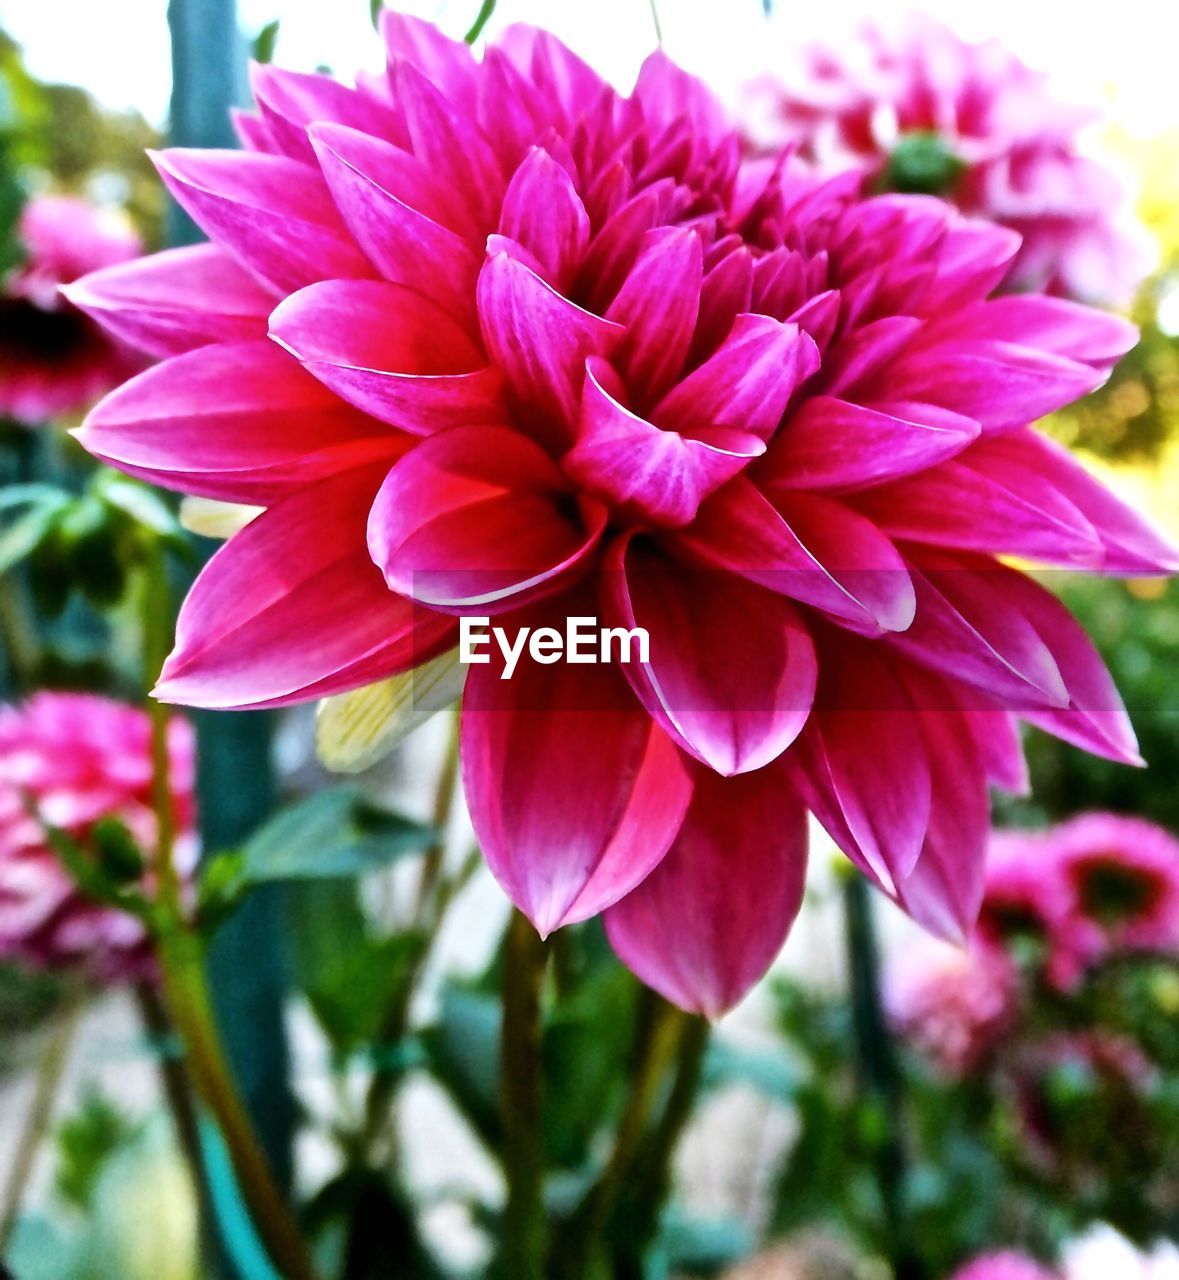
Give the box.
[647,0,664,45]
[141,543,316,1280]
[843,874,924,1280]
[464,0,497,44]
[500,909,549,1280]
[0,993,83,1252]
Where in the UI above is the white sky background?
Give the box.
[3,0,1178,139]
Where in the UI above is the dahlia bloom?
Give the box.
[886,935,1017,1075]
[0,693,196,982]
[0,196,144,425]
[1051,812,1179,957]
[742,15,1153,305]
[951,1253,1058,1280]
[68,15,1176,1015]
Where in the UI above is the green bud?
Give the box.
[882,131,967,197]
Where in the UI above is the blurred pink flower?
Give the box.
[887,936,1018,1074]
[952,1252,1058,1280]
[0,196,144,425]
[742,14,1154,306]
[0,693,196,983]
[1052,813,1179,957]
[66,16,1176,1014]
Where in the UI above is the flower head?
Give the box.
[0,693,196,982]
[887,935,1018,1075]
[742,14,1154,305]
[952,1253,1058,1280]
[0,196,144,425]
[69,15,1175,1014]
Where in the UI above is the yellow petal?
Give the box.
[315,650,466,773]
[178,496,263,540]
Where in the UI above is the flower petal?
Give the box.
[62,244,274,358]
[156,464,455,709]
[368,425,606,612]
[152,148,371,293]
[75,340,402,503]
[269,279,505,434]
[461,621,692,935]
[604,537,818,776]
[498,147,590,291]
[605,762,808,1017]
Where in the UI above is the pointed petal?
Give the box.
[563,359,763,528]
[152,148,371,293]
[310,122,481,323]
[178,497,262,540]
[462,623,692,935]
[75,340,402,503]
[155,464,455,709]
[477,251,622,443]
[498,147,590,291]
[269,279,505,434]
[677,479,914,634]
[61,244,274,358]
[654,314,819,442]
[604,538,818,776]
[367,425,606,612]
[999,572,1142,765]
[315,649,465,773]
[606,227,703,408]
[605,762,808,1017]
[787,644,931,890]
[765,396,980,491]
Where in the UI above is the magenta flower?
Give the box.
[952,1252,1058,1280]
[0,693,196,983]
[67,16,1175,1014]
[0,196,144,425]
[1051,813,1179,957]
[742,15,1154,305]
[886,936,1017,1075]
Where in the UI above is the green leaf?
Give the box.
[95,475,184,542]
[700,1039,799,1100]
[238,786,436,884]
[91,817,147,885]
[285,880,423,1051]
[0,495,68,575]
[252,19,280,63]
[55,1090,138,1210]
[420,982,503,1151]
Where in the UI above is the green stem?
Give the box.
[500,909,549,1280]
[560,993,701,1277]
[647,0,664,45]
[843,874,923,1280]
[141,544,316,1280]
[464,0,497,44]
[0,574,38,692]
[0,994,83,1251]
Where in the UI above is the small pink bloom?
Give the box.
[743,15,1154,305]
[0,196,144,425]
[0,693,196,983]
[886,935,1018,1075]
[1051,812,1179,956]
[69,17,1175,1013]
[952,1252,1058,1280]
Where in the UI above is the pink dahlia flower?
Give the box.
[68,15,1176,1015]
[1051,813,1179,957]
[952,1253,1058,1280]
[0,196,144,425]
[742,15,1154,306]
[0,693,196,982]
[886,935,1017,1075]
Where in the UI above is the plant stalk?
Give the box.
[0,994,83,1251]
[500,909,549,1280]
[142,544,315,1280]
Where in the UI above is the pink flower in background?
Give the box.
[1052,813,1179,957]
[952,1252,1058,1280]
[0,693,196,982]
[742,14,1154,305]
[886,936,1017,1075]
[0,196,144,425]
[67,14,1176,1014]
